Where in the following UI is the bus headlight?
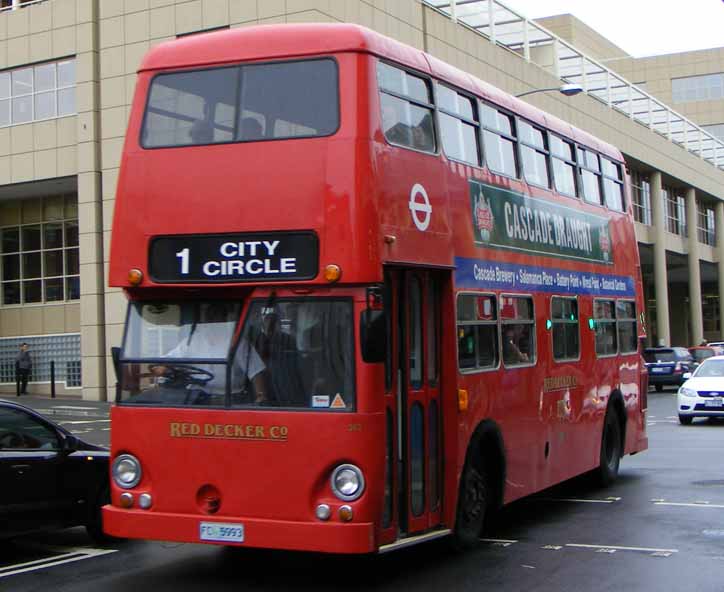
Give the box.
[331,464,365,501]
[112,454,142,489]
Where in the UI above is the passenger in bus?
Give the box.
[503,327,529,364]
[252,306,306,406]
[189,103,214,144]
[239,117,263,141]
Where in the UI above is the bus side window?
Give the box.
[456,293,498,372]
[501,295,535,366]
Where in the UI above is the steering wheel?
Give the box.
[148,364,215,386]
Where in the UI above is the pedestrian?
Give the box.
[15,343,32,395]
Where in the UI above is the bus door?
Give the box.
[385,268,443,538]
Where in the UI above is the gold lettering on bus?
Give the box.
[169,422,287,441]
[543,376,579,392]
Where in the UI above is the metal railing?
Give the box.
[423,0,724,171]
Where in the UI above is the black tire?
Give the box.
[595,409,622,487]
[679,415,693,425]
[451,461,488,550]
[85,485,111,544]
[655,384,663,392]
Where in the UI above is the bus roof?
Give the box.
[140,23,622,162]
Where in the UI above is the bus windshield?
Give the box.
[118,299,355,410]
[141,58,339,148]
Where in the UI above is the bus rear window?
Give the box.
[141,58,339,148]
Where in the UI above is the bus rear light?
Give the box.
[119,492,134,508]
[315,504,331,521]
[128,268,143,286]
[324,264,342,282]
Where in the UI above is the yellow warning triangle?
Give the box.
[330,394,346,409]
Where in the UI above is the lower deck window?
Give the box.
[457,293,498,371]
[501,295,535,366]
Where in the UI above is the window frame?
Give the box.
[601,156,625,212]
[577,146,603,206]
[377,59,438,156]
[550,295,580,362]
[140,56,341,150]
[500,293,536,368]
[455,291,500,374]
[549,133,579,198]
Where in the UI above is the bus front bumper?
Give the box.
[102,505,376,554]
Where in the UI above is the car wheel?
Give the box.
[85,485,111,544]
[451,461,488,550]
[655,384,663,392]
[595,409,622,487]
[679,415,693,425]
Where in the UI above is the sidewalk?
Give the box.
[1,393,111,419]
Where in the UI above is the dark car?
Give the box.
[644,347,696,392]
[0,399,110,542]
[689,346,720,365]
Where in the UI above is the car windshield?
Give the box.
[644,349,675,363]
[118,299,355,410]
[691,349,715,362]
[694,359,724,378]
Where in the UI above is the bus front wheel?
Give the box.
[451,462,488,550]
[595,409,622,487]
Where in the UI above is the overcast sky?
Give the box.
[500,0,724,57]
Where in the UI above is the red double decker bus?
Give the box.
[103,23,648,553]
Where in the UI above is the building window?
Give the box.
[550,135,577,197]
[631,170,652,225]
[664,187,686,236]
[519,119,550,188]
[437,84,480,166]
[577,147,602,206]
[501,295,535,366]
[601,158,624,212]
[702,123,724,142]
[0,59,76,128]
[552,297,579,361]
[1,195,79,306]
[595,299,617,356]
[378,61,435,153]
[480,103,517,178]
[0,333,80,386]
[672,73,724,104]
[457,293,498,371]
[616,300,637,354]
[698,203,716,246]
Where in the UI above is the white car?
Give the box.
[677,355,724,425]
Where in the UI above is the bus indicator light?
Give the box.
[338,505,354,522]
[458,389,469,412]
[324,264,342,282]
[128,268,143,286]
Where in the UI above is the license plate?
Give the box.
[705,398,723,408]
[651,367,666,373]
[199,522,244,543]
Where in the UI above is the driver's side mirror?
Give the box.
[62,432,80,453]
[682,372,692,380]
[360,308,386,364]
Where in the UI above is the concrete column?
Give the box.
[650,171,670,346]
[686,187,703,345]
[716,202,724,340]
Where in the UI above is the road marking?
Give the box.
[566,543,678,554]
[542,545,563,550]
[58,420,111,425]
[654,501,724,508]
[538,497,619,504]
[53,406,99,410]
[0,548,117,578]
[480,538,518,547]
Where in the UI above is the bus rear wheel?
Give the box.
[451,462,488,550]
[595,409,622,487]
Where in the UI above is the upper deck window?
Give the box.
[518,120,550,188]
[577,147,602,206]
[141,58,339,148]
[377,62,435,153]
[550,135,577,197]
[602,157,625,212]
[437,84,480,165]
[480,103,517,178]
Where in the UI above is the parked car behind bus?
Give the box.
[644,347,696,392]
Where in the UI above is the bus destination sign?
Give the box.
[149,231,318,283]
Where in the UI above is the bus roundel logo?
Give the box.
[409,183,432,231]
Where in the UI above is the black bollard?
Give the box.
[50,361,56,399]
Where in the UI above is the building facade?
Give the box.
[0,0,722,400]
